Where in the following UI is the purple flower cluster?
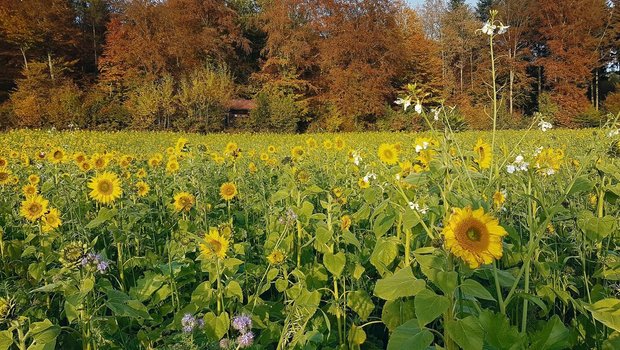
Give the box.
[220,314,254,349]
[278,208,298,226]
[181,313,204,333]
[80,253,109,273]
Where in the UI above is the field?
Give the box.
[0,128,619,350]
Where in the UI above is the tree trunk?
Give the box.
[470,50,474,90]
[595,69,599,111]
[92,21,98,68]
[509,69,514,115]
[47,52,55,81]
[460,63,463,93]
[20,47,28,70]
[537,66,542,95]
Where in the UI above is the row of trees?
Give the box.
[0,0,619,132]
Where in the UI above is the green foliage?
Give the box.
[245,90,303,132]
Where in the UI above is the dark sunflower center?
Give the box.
[466,227,481,242]
[209,239,222,253]
[54,151,62,159]
[384,150,393,159]
[98,180,113,195]
[0,172,8,181]
[29,203,42,215]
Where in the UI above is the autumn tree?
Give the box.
[530,0,608,125]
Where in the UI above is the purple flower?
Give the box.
[231,314,252,333]
[181,313,197,333]
[97,261,109,273]
[196,318,205,329]
[219,338,231,349]
[237,331,254,348]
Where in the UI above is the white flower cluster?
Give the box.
[351,151,362,165]
[607,129,620,137]
[415,141,431,153]
[395,97,422,115]
[538,120,553,132]
[506,155,529,174]
[408,202,429,214]
[481,21,509,36]
[363,172,377,183]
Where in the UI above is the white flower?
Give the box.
[395,97,412,112]
[506,164,516,174]
[497,25,510,35]
[538,120,553,132]
[408,202,428,214]
[607,129,620,137]
[352,151,362,165]
[515,155,524,163]
[507,155,529,173]
[481,21,496,35]
[431,108,440,121]
[533,147,543,156]
[395,174,401,181]
[414,101,423,115]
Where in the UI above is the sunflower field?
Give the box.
[0,126,619,350]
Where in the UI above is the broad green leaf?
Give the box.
[577,211,616,242]
[387,319,433,350]
[370,237,400,276]
[404,173,429,186]
[203,312,230,340]
[86,207,118,229]
[436,271,458,295]
[28,319,60,345]
[461,279,496,301]
[373,212,395,237]
[130,272,166,302]
[105,289,151,320]
[347,290,374,321]
[479,310,525,350]
[568,176,594,195]
[323,251,346,277]
[381,299,416,331]
[529,315,570,350]
[445,316,484,350]
[225,280,243,301]
[348,325,366,346]
[374,267,425,301]
[584,298,620,332]
[603,331,620,350]
[415,288,450,327]
[0,331,12,350]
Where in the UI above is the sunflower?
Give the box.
[166,159,180,173]
[20,194,49,221]
[172,192,195,212]
[88,172,122,205]
[323,140,333,150]
[59,241,87,268]
[28,174,40,185]
[443,207,507,269]
[0,156,7,167]
[49,147,65,164]
[0,168,11,185]
[260,153,269,161]
[42,208,62,233]
[534,148,564,176]
[199,228,229,260]
[341,215,352,231]
[248,162,257,173]
[136,181,150,197]
[176,137,189,152]
[148,156,161,168]
[22,184,38,197]
[291,146,305,159]
[267,145,276,153]
[220,182,238,201]
[225,142,239,155]
[91,154,108,169]
[378,143,399,165]
[267,249,285,265]
[74,152,87,164]
[79,161,92,172]
[473,139,492,169]
[132,169,144,180]
[492,190,506,208]
[334,137,345,150]
[358,178,370,189]
[306,137,317,149]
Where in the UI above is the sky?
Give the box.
[406,0,477,8]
